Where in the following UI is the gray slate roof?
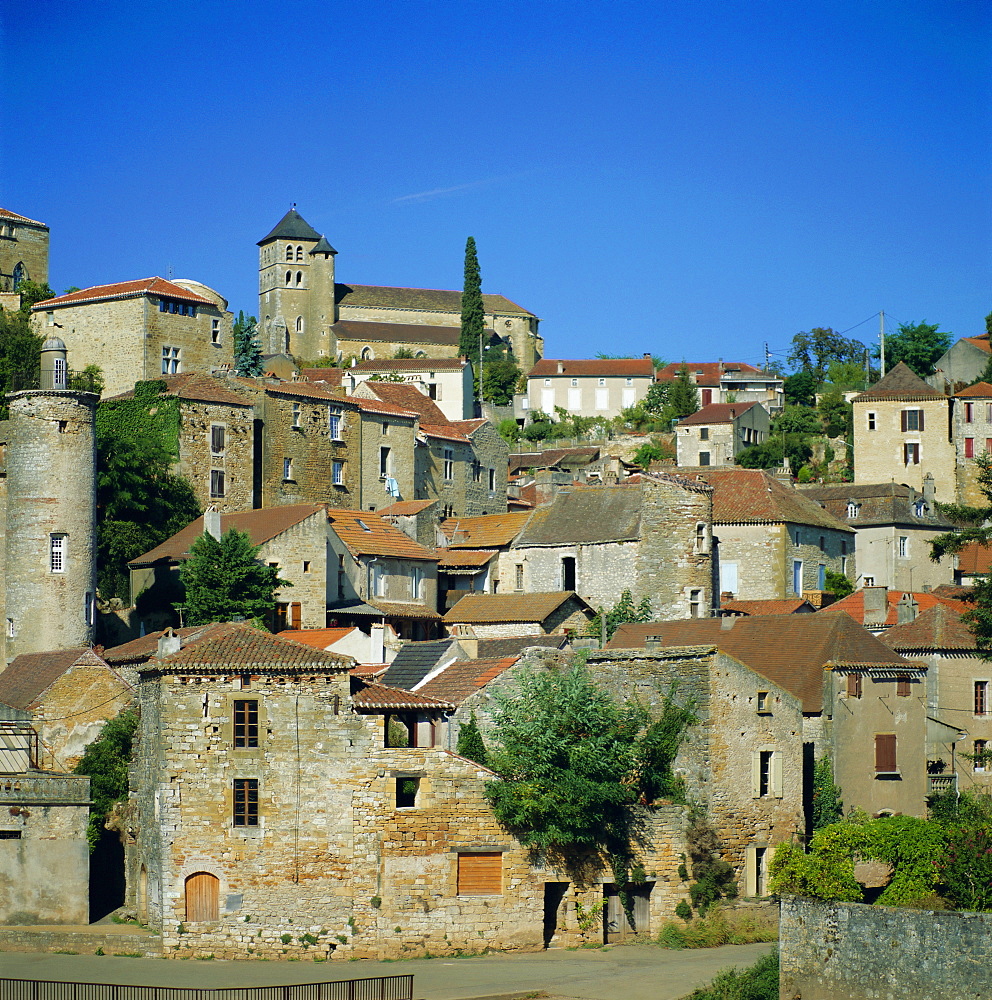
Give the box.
[799,482,953,529]
[257,208,322,245]
[380,639,460,690]
[514,485,643,547]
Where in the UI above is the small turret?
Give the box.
[40,335,67,390]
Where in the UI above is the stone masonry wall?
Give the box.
[257,510,330,630]
[360,412,417,512]
[779,897,992,1000]
[0,218,48,290]
[177,399,255,513]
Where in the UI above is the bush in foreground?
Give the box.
[657,906,777,950]
[684,950,778,1000]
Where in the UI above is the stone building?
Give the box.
[342,358,475,421]
[504,475,715,620]
[256,207,542,367]
[520,357,655,422]
[680,467,854,603]
[0,647,134,771]
[0,378,99,663]
[675,402,769,468]
[0,206,49,299]
[928,331,992,394]
[852,362,954,495]
[442,592,595,638]
[952,381,992,505]
[798,480,954,590]
[655,361,784,412]
[30,277,234,399]
[825,586,968,634]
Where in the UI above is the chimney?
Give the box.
[204,505,222,540]
[720,616,735,631]
[896,592,919,624]
[645,633,663,651]
[370,622,386,663]
[923,473,936,507]
[157,627,182,658]
[451,624,478,659]
[557,361,565,375]
[863,586,889,627]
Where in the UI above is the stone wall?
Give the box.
[0,216,49,291]
[176,398,255,513]
[258,510,331,630]
[779,897,992,1000]
[359,410,417,512]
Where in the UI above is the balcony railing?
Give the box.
[928,773,958,795]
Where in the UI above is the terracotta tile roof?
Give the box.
[527,358,654,379]
[688,468,854,532]
[367,600,442,619]
[33,277,214,311]
[656,362,774,386]
[515,484,643,546]
[348,395,418,419]
[351,359,468,372]
[720,599,815,616]
[416,656,519,704]
[881,603,977,651]
[0,649,115,711]
[932,583,975,600]
[336,284,535,318]
[256,380,347,402]
[959,336,992,355]
[103,623,234,664]
[421,422,471,444]
[129,505,327,566]
[360,382,452,425]
[954,381,992,397]
[103,373,253,408]
[441,512,532,548]
[378,500,437,517]
[299,368,344,385]
[351,678,454,711]
[677,402,759,426]
[608,613,911,713]
[442,592,592,625]
[328,509,437,561]
[0,207,46,226]
[275,627,358,649]
[823,590,968,629]
[146,623,353,673]
[449,418,489,435]
[331,319,462,347]
[852,362,947,402]
[437,549,496,568]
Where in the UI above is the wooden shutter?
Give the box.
[918,410,924,431]
[897,676,911,697]
[875,734,897,773]
[772,752,784,798]
[291,602,302,629]
[900,410,908,432]
[745,848,757,897]
[751,752,761,798]
[185,872,219,921]
[457,852,502,895]
[847,673,862,698]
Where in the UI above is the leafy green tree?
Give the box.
[818,388,852,439]
[233,311,264,376]
[824,570,854,600]
[878,320,951,378]
[811,756,844,831]
[640,381,671,416]
[180,528,288,626]
[392,347,415,359]
[633,440,665,469]
[773,405,823,436]
[459,237,484,365]
[0,281,54,412]
[788,327,867,385]
[668,364,699,418]
[783,371,818,407]
[825,359,872,390]
[584,589,654,641]
[972,356,992,387]
[497,418,520,445]
[479,343,521,405]
[455,712,488,767]
[74,710,139,851]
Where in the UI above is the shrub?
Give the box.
[657,906,777,950]
[685,950,779,1000]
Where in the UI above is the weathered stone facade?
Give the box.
[675,402,770,468]
[176,397,255,513]
[952,382,992,506]
[0,207,49,293]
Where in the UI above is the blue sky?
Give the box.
[2,1,989,370]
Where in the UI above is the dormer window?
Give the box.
[357,519,372,532]
[914,499,928,517]
[846,501,860,518]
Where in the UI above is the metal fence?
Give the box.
[0,976,414,1000]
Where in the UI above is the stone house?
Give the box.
[256,207,542,367]
[342,358,475,421]
[520,357,655,422]
[30,277,234,399]
[928,331,992,394]
[798,480,955,590]
[852,362,954,495]
[377,499,442,549]
[719,598,817,616]
[0,206,49,299]
[442,592,595,638]
[655,361,784,413]
[611,613,928,820]
[505,476,715,620]
[824,586,968,634]
[675,402,769,468]
[0,647,135,771]
[276,625,398,666]
[683,467,855,603]
[882,602,992,796]
[952,381,992,505]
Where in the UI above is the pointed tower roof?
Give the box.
[310,234,338,255]
[852,361,946,403]
[257,207,322,246]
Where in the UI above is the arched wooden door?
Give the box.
[185,872,219,922]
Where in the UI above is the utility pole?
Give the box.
[765,342,771,370]
[879,310,886,377]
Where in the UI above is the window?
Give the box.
[395,776,419,808]
[698,451,710,466]
[867,412,876,430]
[965,402,974,424]
[898,535,908,558]
[50,534,66,573]
[295,271,303,286]
[303,560,311,574]
[285,270,292,285]
[210,425,225,454]
[515,564,524,591]
[211,318,220,344]
[472,461,482,483]
[286,246,294,261]
[987,438,992,456]
[966,437,975,459]
[233,700,258,748]
[380,447,391,478]
[689,588,703,617]
[846,501,861,518]
[329,406,342,438]
[975,680,989,716]
[896,675,911,697]
[161,346,180,374]
[210,470,225,498]
[987,403,992,423]
[457,852,502,895]
[699,427,709,441]
[756,691,770,713]
[5,618,13,638]
[332,460,344,485]
[561,556,576,591]
[571,378,578,387]
[84,591,94,627]
[488,468,496,491]
[337,554,345,599]
[695,522,708,554]
[0,830,21,840]
[792,560,802,595]
[904,442,921,464]
[752,749,782,798]
[296,245,304,261]
[974,739,988,773]
[874,734,898,774]
[53,356,66,389]
[901,409,924,432]
[372,563,386,597]
[233,778,259,826]
[863,575,875,586]
[291,402,301,428]
[283,457,293,481]
[443,448,454,480]
[847,672,862,699]
[411,565,424,600]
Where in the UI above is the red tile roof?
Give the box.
[954,381,992,398]
[677,402,759,426]
[823,590,968,629]
[378,500,437,517]
[416,656,519,704]
[351,679,454,711]
[955,541,992,576]
[656,362,773,386]
[441,512,532,548]
[351,359,468,372]
[348,395,419,419]
[852,362,947,402]
[0,207,46,226]
[720,599,815,616]
[437,549,496,568]
[104,372,253,408]
[0,649,118,711]
[103,623,235,665]
[276,627,359,649]
[360,382,452,425]
[442,591,592,625]
[33,277,214,310]
[881,602,977,651]
[528,358,654,378]
[960,336,992,356]
[367,600,442,619]
[299,368,344,385]
[328,508,437,561]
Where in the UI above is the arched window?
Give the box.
[185,872,219,921]
[296,271,303,286]
[296,316,303,333]
[296,245,304,261]
[285,246,293,261]
[285,330,291,353]
[12,262,25,289]
[285,271,292,285]
[361,347,373,360]
[415,350,427,358]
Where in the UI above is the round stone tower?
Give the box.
[3,384,98,661]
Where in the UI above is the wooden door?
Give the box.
[185,872,219,922]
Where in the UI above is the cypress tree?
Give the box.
[456,711,488,767]
[459,237,484,365]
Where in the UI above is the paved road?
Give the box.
[0,942,775,1000]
